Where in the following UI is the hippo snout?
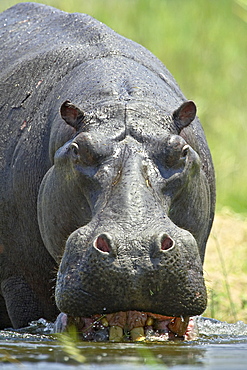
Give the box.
[55,219,207,320]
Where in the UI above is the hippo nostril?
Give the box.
[161,235,175,251]
[94,233,111,253]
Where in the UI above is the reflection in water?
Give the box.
[1,317,247,369]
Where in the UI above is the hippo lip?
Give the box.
[62,311,194,341]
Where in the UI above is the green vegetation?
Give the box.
[204,211,247,323]
[57,327,164,366]
[1,0,247,322]
[57,326,86,363]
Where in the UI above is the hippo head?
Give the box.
[38,100,211,339]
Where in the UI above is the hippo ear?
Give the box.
[172,101,197,133]
[60,100,85,130]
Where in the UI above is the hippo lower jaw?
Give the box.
[54,311,196,341]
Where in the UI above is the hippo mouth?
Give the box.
[55,311,196,341]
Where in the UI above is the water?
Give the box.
[1,317,247,369]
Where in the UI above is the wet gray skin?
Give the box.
[0,3,215,331]
[39,101,209,318]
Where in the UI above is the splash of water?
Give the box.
[2,316,247,343]
[195,316,247,342]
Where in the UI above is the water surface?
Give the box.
[1,317,247,369]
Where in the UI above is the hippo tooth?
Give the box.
[109,325,123,341]
[130,327,145,341]
[146,317,154,326]
[168,316,190,337]
[101,317,109,327]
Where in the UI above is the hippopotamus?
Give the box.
[0,3,215,340]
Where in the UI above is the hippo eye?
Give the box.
[181,144,189,158]
[70,142,80,158]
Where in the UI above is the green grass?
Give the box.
[1,0,246,214]
[204,211,247,323]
